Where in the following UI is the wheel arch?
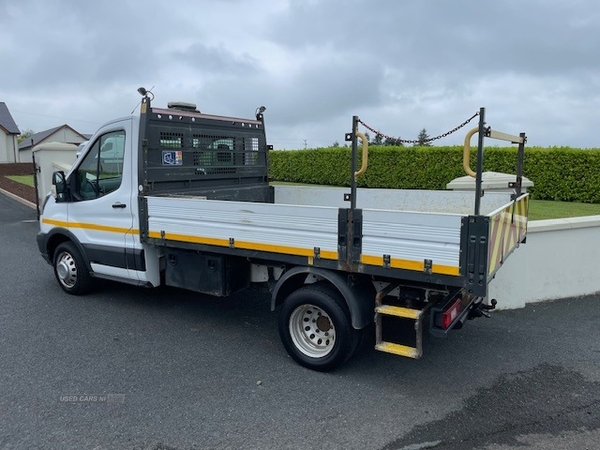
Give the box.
[271,267,375,330]
[44,228,91,271]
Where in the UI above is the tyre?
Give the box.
[53,241,93,295]
[278,283,358,371]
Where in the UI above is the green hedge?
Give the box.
[269,146,600,203]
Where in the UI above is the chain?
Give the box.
[357,111,480,145]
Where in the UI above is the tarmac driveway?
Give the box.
[1,192,599,450]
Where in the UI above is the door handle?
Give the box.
[112,203,127,209]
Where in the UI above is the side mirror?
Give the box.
[52,171,68,200]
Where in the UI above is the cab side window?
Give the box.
[74,131,126,200]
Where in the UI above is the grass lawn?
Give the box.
[528,199,600,221]
[6,175,35,187]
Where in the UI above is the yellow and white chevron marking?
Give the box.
[488,194,528,276]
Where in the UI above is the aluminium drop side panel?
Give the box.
[146,196,467,281]
[360,209,463,277]
[274,185,514,216]
[145,196,340,261]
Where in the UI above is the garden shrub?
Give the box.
[269,146,600,203]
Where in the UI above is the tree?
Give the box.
[384,136,403,146]
[415,128,432,147]
[18,128,35,143]
[331,140,340,148]
[372,133,383,145]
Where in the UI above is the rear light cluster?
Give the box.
[439,298,462,329]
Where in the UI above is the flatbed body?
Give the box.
[145,186,528,291]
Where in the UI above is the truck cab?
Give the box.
[39,115,152,289]
[39,96,271,294]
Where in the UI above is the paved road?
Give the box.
[1,193,599,450]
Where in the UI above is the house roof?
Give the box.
[18,124,88,151]
[19,125,63,149]
[0,102,20,135]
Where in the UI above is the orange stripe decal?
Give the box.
[41,218,139,235]
[148,230,338,260]
[361,254,460,276]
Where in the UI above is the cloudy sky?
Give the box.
[2,0,599,149]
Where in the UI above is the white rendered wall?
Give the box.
[488,216,600,309]
[0,133,7,162]
[32,142,78,204]
[0,133,18,163]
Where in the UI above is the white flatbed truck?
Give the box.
[37,91,529,370]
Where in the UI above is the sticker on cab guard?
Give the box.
[162,151,183,165]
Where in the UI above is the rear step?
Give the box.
[374,284,434,359]
[375,305,421,319]
[374,342,421,359]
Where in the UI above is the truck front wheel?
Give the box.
[53,241,93,295]
[278,283,357,371]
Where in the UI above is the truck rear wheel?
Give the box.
[278,283,358,371]
[53,242,93,295]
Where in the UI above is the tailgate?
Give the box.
[487,193,529,277]
[462,193,529,297]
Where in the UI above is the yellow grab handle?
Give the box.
[354,128,369,179]
[463,127,479,178]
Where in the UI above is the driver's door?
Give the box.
[66,121,136,281]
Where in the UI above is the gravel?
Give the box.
[0,162,37,204]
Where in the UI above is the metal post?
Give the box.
[474,107,485,216]
[137,96,151,242]
[350,115,359,210]
[31,146,40,220]
[515,132,526,198]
